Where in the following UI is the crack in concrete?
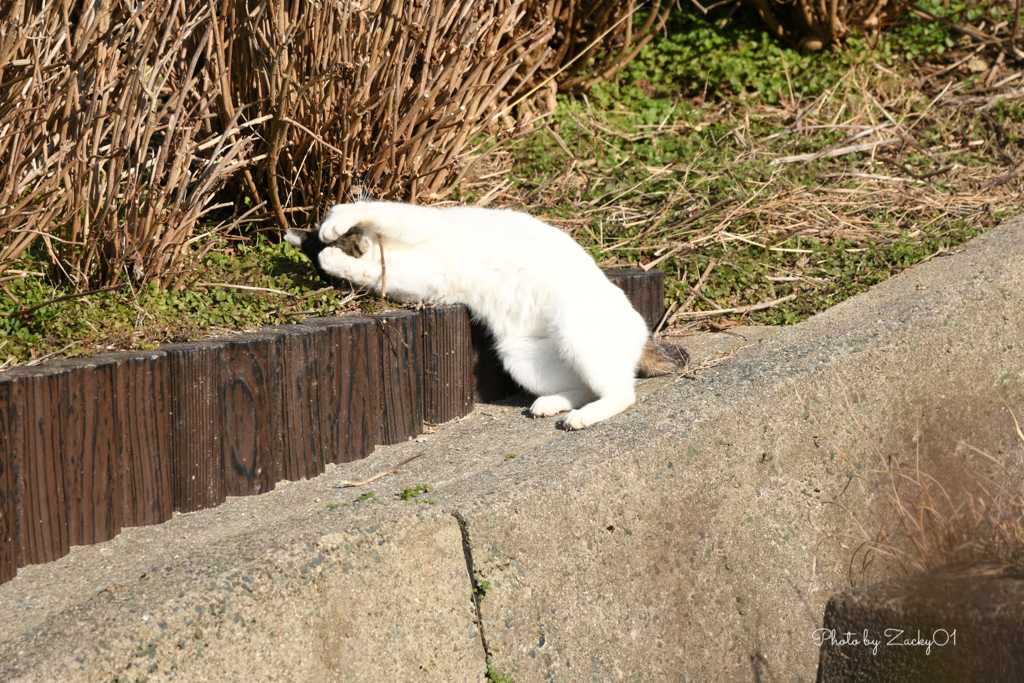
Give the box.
[451,509,492,670]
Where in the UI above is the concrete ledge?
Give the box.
[0,503,484,682]
[442,216,1024,681]
[1,216,1023,681]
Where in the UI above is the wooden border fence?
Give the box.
[0,269,663,584]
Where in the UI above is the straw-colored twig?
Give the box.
[338,452,426,488]
[670,293,797,321]
[379,237,387,300]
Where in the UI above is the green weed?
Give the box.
[486,659,516,683]
[0,235,362,366]
[399,484,435,502]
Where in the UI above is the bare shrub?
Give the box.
[217,0,670,231]
[217,0,557,231]
[743,0,900,49]
[0,0,659,290]
[0,0,251,289]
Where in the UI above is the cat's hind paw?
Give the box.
[560,409,589,431]
[558,393,635,431]
[529,394,574,417]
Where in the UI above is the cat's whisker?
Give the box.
[379,236,387,299]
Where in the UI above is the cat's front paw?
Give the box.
[560,409,589,431]
[319,204,363,243]
[318,246,371,285]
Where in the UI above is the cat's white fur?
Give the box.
[313,201,650,430]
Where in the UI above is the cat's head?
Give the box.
[284,226,371,284]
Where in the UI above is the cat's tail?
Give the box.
[637,338,689,377]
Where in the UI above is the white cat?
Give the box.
[285,201,684,430]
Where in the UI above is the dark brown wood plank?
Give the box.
[5,365,72,566]
[51,357,120,548]
[260,325,327,482]
[163,341,226,513]
[303,316,382,464]
[605,267,665,331]
[372,310,423,445]
[218,335,279,498]
[0,375,21,583]
[420,305,474,424]
[103,351,173,528]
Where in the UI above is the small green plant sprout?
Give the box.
[486,658,515,683]
[355,491,376,502]
[326,502,340,509]
[399,484,434,502]
[475,579,492,594]
[504,453,518,461]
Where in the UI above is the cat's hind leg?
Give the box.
[494,337,591,418]
[552,294,648,430]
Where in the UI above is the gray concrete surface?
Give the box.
[1,215,1023,682]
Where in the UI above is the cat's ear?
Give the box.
[284,229,309,248]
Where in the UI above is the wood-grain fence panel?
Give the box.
[420,305,474,425]
[605,267,665,331]
[0,377,21,582]
[373,310,423,445]
[106,351,173,528]
[163,341,226,513]
[52,357,121,549]
[303,316,382,464]
[219,335,279,498]
[6,365,72,566]
[261,324,328,482]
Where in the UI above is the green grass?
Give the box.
[486,658,516,683]
[399,484,437,504]
[0,235,369,366]
[493,4,1020,332]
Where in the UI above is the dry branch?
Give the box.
[670,293,798,321]
[770,137,904,165]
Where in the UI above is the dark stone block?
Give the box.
[817,565,1024,682]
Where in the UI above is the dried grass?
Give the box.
[0,0,656,290]
[803,377,1024,586]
